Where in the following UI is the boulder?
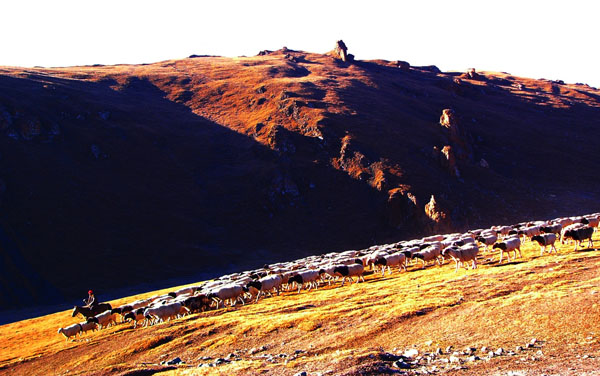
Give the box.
[465,68,483,80]
[396,60,410,71]
[333,40,349,62]
[425,195,453,233]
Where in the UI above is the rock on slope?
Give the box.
[0,44,599,310]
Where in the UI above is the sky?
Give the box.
[2,0,599,87]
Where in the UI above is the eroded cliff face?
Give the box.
[1,47,599,309]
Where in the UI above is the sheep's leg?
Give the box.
[454,260,459,272]
[359,275,365,282]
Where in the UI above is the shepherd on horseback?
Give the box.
[83,289,96,308]
[72,289,112,319]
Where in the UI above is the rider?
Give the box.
[83,290,96,308]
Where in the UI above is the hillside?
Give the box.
[1,227,599,375]
[1,44,600,312]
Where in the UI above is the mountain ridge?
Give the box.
[1,45,599,311]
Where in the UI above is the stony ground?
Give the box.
[1,230,600,376]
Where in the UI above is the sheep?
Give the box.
[288,269,321,293]
[412,243,443,268]
[207,284,245,308]
[563,225,595,251]
[332,259,365,287]
[531,233,558,255]
[144,302,189,325]
[492,225,513,238]
[79,321,98,335]
[246,274,283,303]
[374,252,406,276]
[442,243,479,271]
[181,294,211,313]
[87,310,118,329]
[124,308,147,328]
[58,323,82,341]
[517,226,541,241]
[561,223,586,243]
[582,216,600,229]
[493,237,522,263]
[540,223,563,238]
[476,232,498,252]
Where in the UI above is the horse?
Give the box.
[72,303,112,319]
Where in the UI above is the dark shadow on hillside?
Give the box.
[0,72,390,320]
[319,59,600,233]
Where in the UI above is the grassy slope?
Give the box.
[1,231,599,376]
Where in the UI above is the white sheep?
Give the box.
[207,284,245,308]
[412,243,443,268]
[57,323,82,341]
[442,244,479,271]
[288,269,321,293]
[332,260,365,286]
[144,302,189,325]
[476,232,498,252]
[531,233,558,255]
[493,237,522,263]
[79,321,98,334]
[374,252,406,276]
[246,274,283,303]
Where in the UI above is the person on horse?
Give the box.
[83,290,96,308]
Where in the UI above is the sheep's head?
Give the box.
[493,242,507,251]
[87,317,99,324]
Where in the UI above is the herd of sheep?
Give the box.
[58,212,599,340]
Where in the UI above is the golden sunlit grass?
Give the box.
[2,230,600,375]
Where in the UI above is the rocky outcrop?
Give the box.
[433,145,460,177]
[424,195,453,234]
[464,68,483,80]
[387,187,419,229]
[439,109,473,161]
[396,61,410,71]
[332,40,350,62]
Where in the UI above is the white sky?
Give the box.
[2,0,599,87]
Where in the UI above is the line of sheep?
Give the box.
[59,212,600,340]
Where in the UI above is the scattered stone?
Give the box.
[294,349,304,355]
[449,355,461,364]
[392,360,411,369]
[536,350,543,356]
[488,351,495,358]
[526,343,533,349]
[404,348,419,358]
[215,358,230,365]
[293,372,307,376]
[495,348,504,356]
[467,355,479,362]
[515,346,523,352]
[161,357,183,365]
[424,340,433,347]
[200,356,212,361]
[530,338,537,345]
[480,346,487,353]
[435,347,443,355]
